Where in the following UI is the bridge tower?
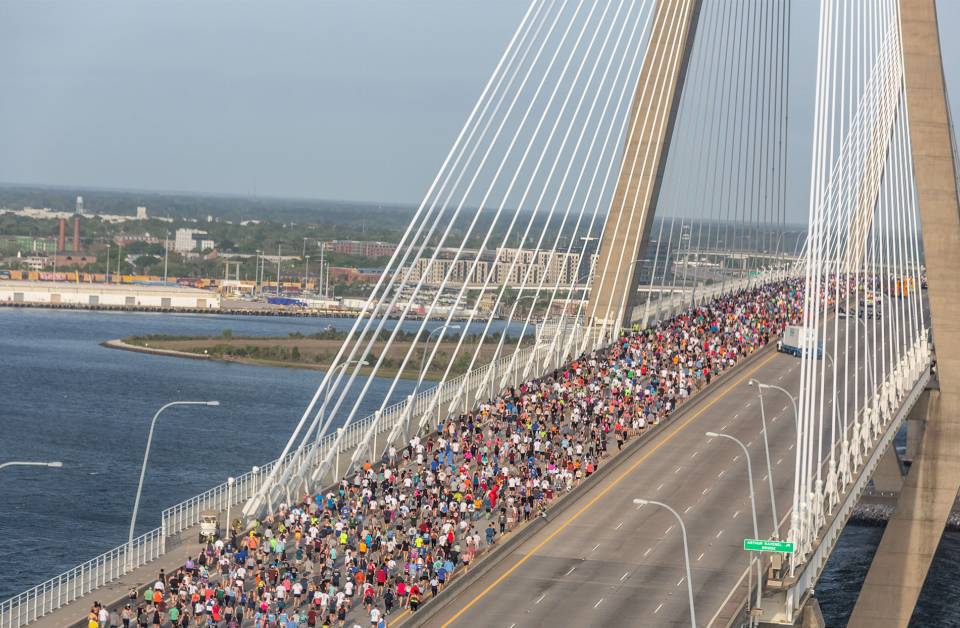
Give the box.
[586,0,702,331]
[849,1,960,626]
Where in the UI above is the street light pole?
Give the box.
[276,244,282,296]
[309,359,369,448]
[0,460,63,472]
[226,476,235,544]
[751,380,798,428]
[254,250,260,296]
[632,499,696,628]
[706,431,762,617]
[420,324,462,379]
[129,400,219,564]
[163,235,169,285]
[748,379,786,539]
[752,379,801,579]
[413,324,460,436]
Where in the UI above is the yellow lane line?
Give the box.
[440,350,779,627]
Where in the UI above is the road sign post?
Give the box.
[743,538,795,553]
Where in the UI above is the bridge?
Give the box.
[2,0,958,627]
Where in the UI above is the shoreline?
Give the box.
[850,496,960,531]
[102,338,447,381]
[1,300,356,317]
[0,300,483,321]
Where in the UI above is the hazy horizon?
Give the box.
[1,1,958,218]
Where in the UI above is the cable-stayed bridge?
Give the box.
[2,1,958,627]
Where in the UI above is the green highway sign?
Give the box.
[743,539,795,553]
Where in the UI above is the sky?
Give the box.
[0,1,958,219]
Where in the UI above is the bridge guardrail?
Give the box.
[165,326,594,537]
[0,528,164,628]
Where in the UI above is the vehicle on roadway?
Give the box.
[860,290,883,319]
[199,511,221,543]
[777,325,823,358]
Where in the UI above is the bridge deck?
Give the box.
[404,314,895,628]
[405,346,798,628]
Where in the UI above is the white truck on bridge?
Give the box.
[777,325,822,358]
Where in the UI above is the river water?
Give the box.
[0,308,957,625]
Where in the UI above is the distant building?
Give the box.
[113,234,161,247]
[174,228,215,253]
[326,240,397,259]
[403,247,596,288]
[75,196,84,215]
[329,266,384,283]
[0,280,220,309]
[22,256,51,271]
[54,253,98,268]
[0,236,57,257]
[136,206,148,220]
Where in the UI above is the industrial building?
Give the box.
[0,280,221,310]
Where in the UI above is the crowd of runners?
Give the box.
[87,279,804,628]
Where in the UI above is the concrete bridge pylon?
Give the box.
[848,1,960,625]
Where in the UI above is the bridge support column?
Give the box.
[587,0,702,331]
[757,596,826,628]
[848,0,960,625]
[871,445,906,494]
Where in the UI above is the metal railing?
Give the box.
[0,528,164,628]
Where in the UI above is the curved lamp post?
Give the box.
[632,499,696,628]
[129,401,219,555]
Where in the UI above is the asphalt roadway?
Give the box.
[413,318,889,628]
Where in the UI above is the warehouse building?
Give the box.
[0,280,221,309]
